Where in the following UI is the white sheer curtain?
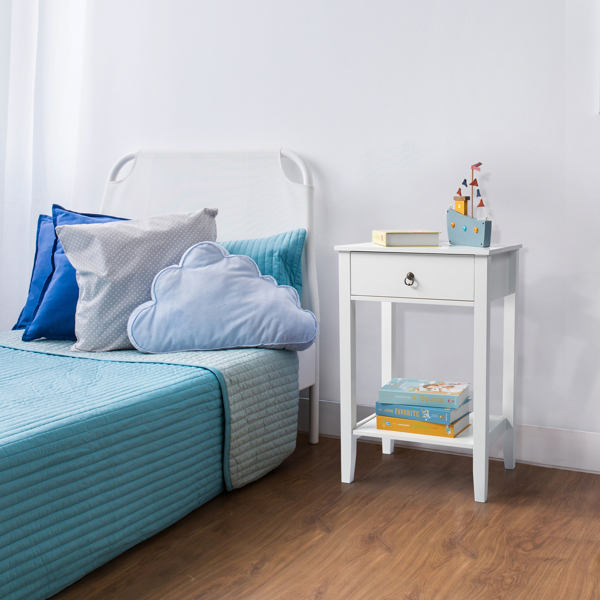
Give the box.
[0,0,87,330]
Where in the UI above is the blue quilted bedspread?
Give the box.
[0,332,299,600]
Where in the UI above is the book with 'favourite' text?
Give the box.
[376,398,472,425]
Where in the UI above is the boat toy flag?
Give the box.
[456,188,462,196]
[476,189,481,197]
[471,162,482,171]
[462,179,468,187]
[477,199,485,208]
[469,178,479,187]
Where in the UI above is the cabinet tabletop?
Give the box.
[334,242,522,256]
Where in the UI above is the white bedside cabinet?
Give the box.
[335,242,521,503]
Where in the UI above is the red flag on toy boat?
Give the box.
[456,188,462,196]
[469,178,479,186]
[477,199,485,207]
[471,162,482,171]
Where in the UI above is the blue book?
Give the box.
[376,398,472,425]
[379,378,470,409]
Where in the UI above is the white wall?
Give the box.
[14,1,600,436]
[0,1,11,204]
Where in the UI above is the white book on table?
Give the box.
[372,230,440,247]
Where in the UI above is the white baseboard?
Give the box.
[298,398,600,475]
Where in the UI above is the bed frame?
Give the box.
[102,149,320,443]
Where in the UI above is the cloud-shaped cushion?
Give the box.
[127,242,317,353]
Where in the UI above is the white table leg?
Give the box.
[502,251,519,469]
[473,256,491,503]
[339,252,357,483]
[381,302,395,455]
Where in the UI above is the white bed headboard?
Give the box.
[101,149,319,322]
[102,148,321,444]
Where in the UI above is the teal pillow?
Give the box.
[219,229,306,298]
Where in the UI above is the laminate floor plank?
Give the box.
[52,435,600,600]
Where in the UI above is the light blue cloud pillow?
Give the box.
[127,242,317,353]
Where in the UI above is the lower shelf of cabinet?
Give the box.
[353,413,507,450]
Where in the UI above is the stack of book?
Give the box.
[377,378,471,438]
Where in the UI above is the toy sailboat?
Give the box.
[446,162,492,247]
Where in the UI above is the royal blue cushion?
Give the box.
[13,215,55,330]
[22,205,126,342]
[127,242,317,353]
[219,229,306,298]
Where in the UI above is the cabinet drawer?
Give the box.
[350,252,474,301]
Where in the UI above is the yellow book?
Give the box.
[376,414,470,438]
[372,230,440,247]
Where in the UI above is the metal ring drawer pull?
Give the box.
[404,272,415,286]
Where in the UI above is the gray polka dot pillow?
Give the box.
[56,209,218,352]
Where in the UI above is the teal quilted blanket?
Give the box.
[0,331,298,600]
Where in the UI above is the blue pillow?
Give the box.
[219,229,306,298]
[22,205,126,342]
[127,242,317,353]
[13,215,55,330]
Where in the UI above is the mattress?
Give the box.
[0,331,299,600]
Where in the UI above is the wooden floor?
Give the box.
[54,435,600,600]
